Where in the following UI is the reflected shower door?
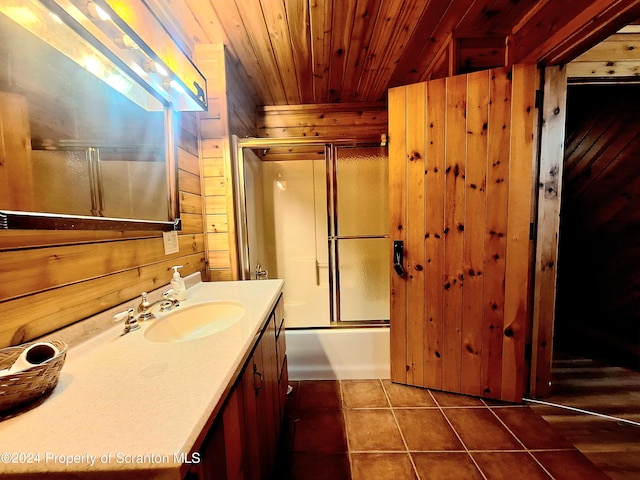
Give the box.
[333,146,390,323]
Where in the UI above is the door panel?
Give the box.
[389,64,539,403]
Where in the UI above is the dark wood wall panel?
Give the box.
[556,84,640,368]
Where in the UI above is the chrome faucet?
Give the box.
[255,263,268,280]
[137,290,180,320]
[113,308,140,335]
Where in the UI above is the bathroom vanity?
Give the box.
[0,279,287,480]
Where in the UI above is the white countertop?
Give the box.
[0,279,284,479]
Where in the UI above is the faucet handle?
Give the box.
[113,307,135,323]
[137,292,155,320]
[113,308,140,335]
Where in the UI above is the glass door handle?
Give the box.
[393,240,405,277]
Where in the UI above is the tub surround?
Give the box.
[286,327,390,380]
[0,278,284,479]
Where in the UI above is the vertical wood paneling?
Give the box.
[481,67,511,398]
[405,82,426,386]
[388,85,408,383]
[390,64,538,402]
[502,63,538,402]
[461,70,489,396]
[424,78,446,389]
[442,74,467,393]
[531,65,567,397]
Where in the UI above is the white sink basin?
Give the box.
[144,301,246,343]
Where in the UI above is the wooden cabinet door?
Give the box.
[388,65,539,403]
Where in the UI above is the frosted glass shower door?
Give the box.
[335,147,390,322]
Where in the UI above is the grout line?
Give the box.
[523,397,640,428]
[486,405,557,480]
[338,380,354,476]
[433,396,489,480]
[380,379,421,479]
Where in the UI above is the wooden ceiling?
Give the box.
[149,0,640,106]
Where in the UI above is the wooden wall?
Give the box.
[0,113,206,349]
[257,102,388,139]
[555,84,640,369]
[195,44,259,281]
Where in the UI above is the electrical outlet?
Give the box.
[163,231,179,255]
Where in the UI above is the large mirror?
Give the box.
[0,0,195,230]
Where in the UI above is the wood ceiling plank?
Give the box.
[143,0,211,57]
[510,0,640,65]
[367,0,437,101]
[206,0,276,104]
[260,0,302,104]
[285,0,314,103]
[309,0,333,103]
[356,0,424,101]
[327,0,358,102]
[220,0,288,104]
[388,0,473,87]
[340,0,382,102]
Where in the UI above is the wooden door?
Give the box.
[389,64,539,403]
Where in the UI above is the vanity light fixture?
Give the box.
[143,59,168,76]
[86,1,111,22]
[113,33,137,50]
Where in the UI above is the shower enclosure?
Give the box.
[234,137,389,329]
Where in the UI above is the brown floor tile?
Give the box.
[344,409,405,451]
[492,406,574,450]
[296,380,342,410]
[472,452,552,480]
[533,450,611,480]
[292,409,347,453]
[394,409,464,451]
[342,380,389,408]
[350,453,417,480]
[431,390,486,407]
[412,452,484,480]
[382,380,437,407]
[289,452,351,480]
[444,408,523,450]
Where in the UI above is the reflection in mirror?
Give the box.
[0,4,175,228]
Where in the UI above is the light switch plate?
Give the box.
[163,231,179,255]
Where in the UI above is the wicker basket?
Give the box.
[0,340,67,413]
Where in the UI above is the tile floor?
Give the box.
[275,379,611,480]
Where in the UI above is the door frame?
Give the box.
[530,66,568,398]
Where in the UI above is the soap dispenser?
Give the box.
[170,265,186,301]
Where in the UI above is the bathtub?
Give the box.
[285,327,391,380]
